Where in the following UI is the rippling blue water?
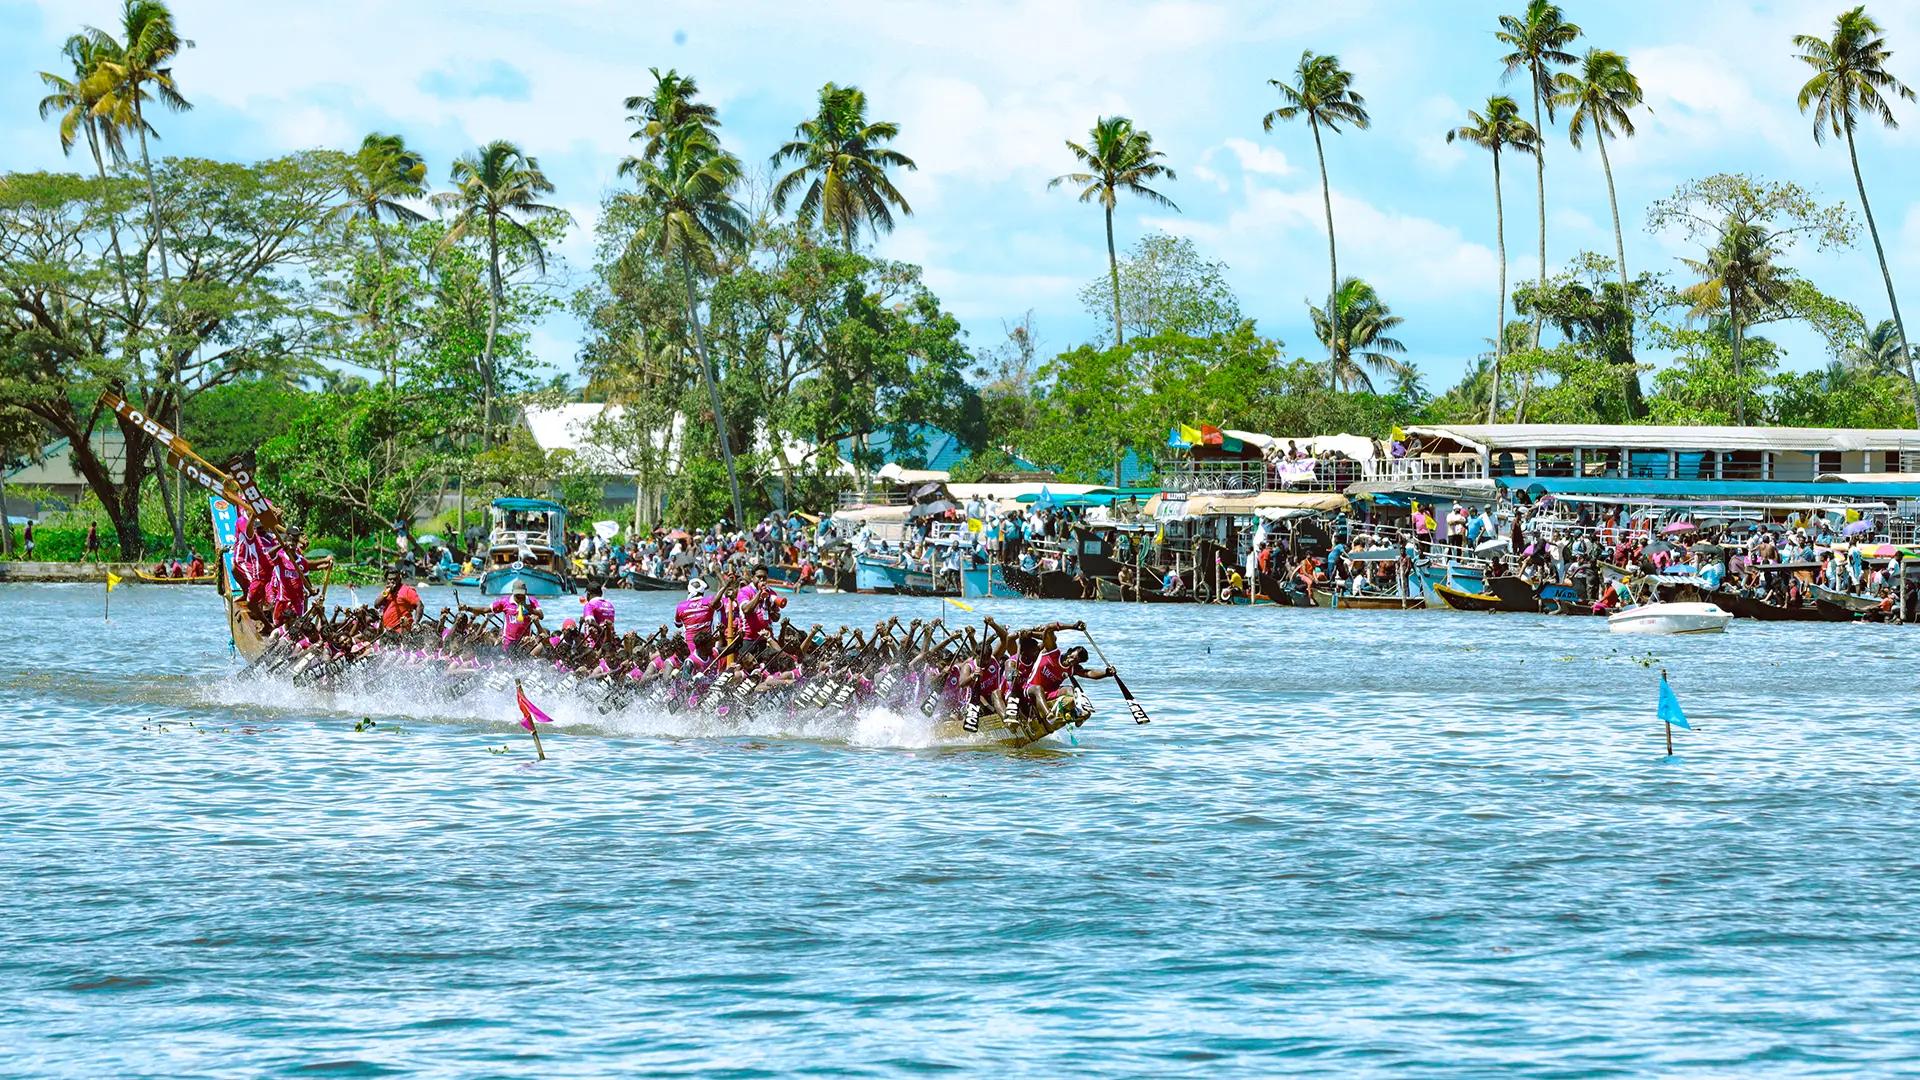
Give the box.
[4,581,1919,1077]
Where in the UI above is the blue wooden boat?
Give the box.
[960,564,1023,599]
[478,497,576,597]
[854,553,908,593]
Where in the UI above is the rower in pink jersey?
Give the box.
[674,578,719,664]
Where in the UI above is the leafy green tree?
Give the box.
[771,83,916,250]
[1648,173,1858,424]
[1497,0,1582,353]
[1554,49,1645,300]
[1263,50,1369,371]
[1771,362,1911,427]
[0,155,352,557]
[260,385,454,541]
[1081,232,1243,342]
[1793,5,1918,426]
[1645,319,1777,425]
[1308,277,1409,392]
[1050,116,1179,347]
[1447,96,1539,421]
[1514,252,1654,415]
[430,139,566,442]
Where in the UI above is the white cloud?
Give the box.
[1221,137,1292,177]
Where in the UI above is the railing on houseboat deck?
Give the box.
[835,489,914,509]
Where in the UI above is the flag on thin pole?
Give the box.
[514,679,553,760]
[946,597,974,613]
[104,569,122,622]
[1657,668,1690,756]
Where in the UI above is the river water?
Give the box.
[2,582,1918,1077]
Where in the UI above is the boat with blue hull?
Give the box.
[960,564,1023,599]
[478,497,576,597]
[854,553,908,593]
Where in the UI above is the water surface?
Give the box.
[3,583,1917,1077]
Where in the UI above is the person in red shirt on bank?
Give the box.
[379,568,423,632]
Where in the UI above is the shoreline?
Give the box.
[0,561,191,584]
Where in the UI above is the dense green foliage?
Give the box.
[3,0,1916,562]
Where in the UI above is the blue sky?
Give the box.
[3,0,1916,394]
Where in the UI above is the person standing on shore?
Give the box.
[83,521,99,562]
[22,519,34,559]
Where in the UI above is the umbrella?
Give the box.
[1691,543,1725,557]
[416,533,443,547]
[1661,520,1697,534]
[1475,538,1511,555]
[1842,519,1875,536]
[593,520,621,540]
[1644,539,1675,555]
[912,482,944,499]
[908,499,958,519]
[667,529,690,541]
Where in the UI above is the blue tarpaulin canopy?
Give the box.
[1015,487,1159,507]
[1496,476,1920,500]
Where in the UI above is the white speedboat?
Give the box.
[1607,601,1733,636]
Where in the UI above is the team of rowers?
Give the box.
[244,564,1118,741]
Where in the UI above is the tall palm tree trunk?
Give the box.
[1104,201,1124,346]
[482,215,501,445]
[1844,127,1920,429]
[132,99,187,555]
[1593,124,1642,417]
[1528,77,1546,351]
[1731,297,1747,426]
[1489,150,1507,424]
[1312,120,1340,392]
[681,257,746,530]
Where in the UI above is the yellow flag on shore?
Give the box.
[106,571,123,592]
[967,517,983,532]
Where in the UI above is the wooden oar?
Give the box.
[1078,626,1150,725]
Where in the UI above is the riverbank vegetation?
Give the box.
[0,1,1912,557]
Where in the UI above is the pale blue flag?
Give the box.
[1657,674,1691,731]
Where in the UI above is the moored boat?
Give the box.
[1434,582,1505,612]
[479,498,575,597]
[1312,588,1426,610]
[1607,601,1733,635]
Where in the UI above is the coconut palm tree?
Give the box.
[430,140,566,441]
[342,133,428,386]
[626,128,751,529]
[1680,218,1790,425]
[1794,5,1918,427]
[84,0,192,291]
[622,68,720,170]
[1308,277,1410,392]
[1553,49,1644,296]
[1264,50,1370,388]
[39,33,141,299]
[1447,96,1539,422]
[1497,0,1582,353]
[1845,318,1909,376]
[1049,116,1179,347]
[771,83,917,250]
[344,133,428,226]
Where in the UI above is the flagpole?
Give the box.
[1661,667,1673,757]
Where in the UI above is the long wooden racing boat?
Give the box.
[1434,582,1505,611]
